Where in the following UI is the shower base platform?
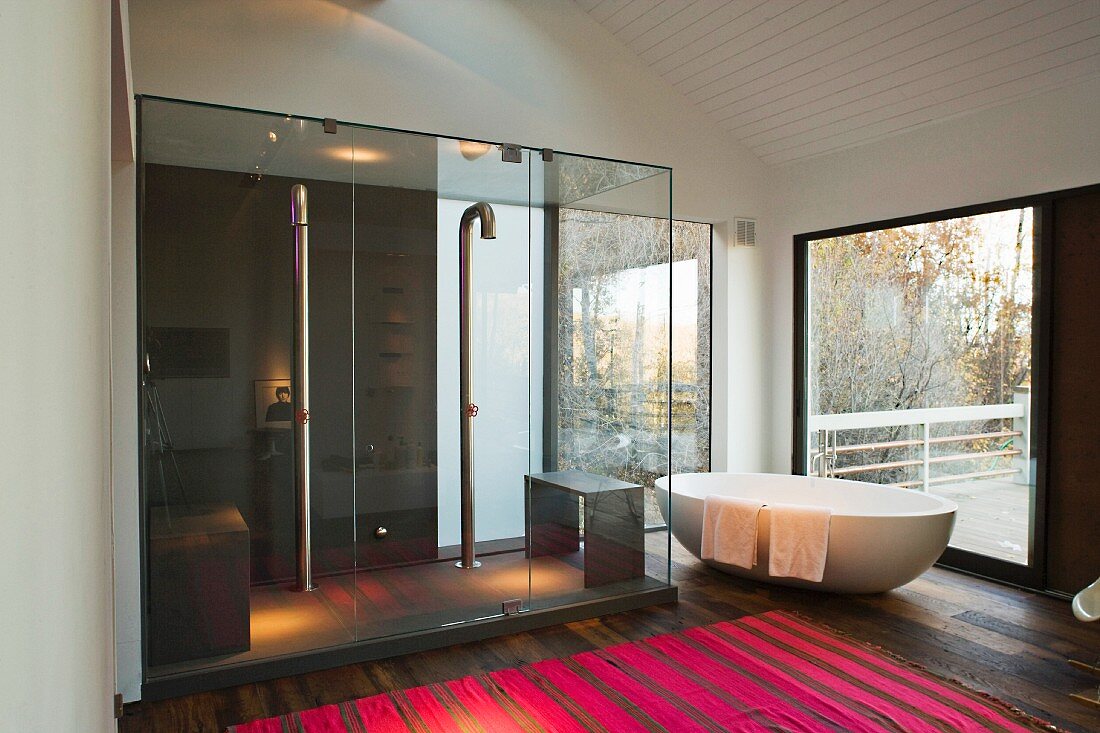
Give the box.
[143,544,675,700]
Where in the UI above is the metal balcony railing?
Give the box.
[808,387,1031,491]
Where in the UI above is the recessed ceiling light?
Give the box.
[459,140,492,161]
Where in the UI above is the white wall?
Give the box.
[765,77,1100,473]
[112,0,142,703]
[0,1,115,730]
[112,161,141,703]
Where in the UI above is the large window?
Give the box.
[798,205,1040,580]
[555,211,711,523]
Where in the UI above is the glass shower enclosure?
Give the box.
[137,97,674,695]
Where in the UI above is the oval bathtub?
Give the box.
[655,473,957,594]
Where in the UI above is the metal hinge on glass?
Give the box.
[502,598,523,615]
[501,143,522,163]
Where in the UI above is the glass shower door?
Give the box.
[352,133,534,640]
[139,98,358,676]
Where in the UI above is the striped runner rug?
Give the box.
[227,610,1062,732]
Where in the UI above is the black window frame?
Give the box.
[789,187,1097,591]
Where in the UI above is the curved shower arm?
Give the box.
[457,202,496,570]
[461,202,497,239]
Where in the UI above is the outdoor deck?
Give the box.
[932,478,1030,564]
[808,399,1034,567]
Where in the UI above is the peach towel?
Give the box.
[768,503,832,582]
[701,495,764,568]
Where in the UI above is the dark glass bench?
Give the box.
[525,470,645,588]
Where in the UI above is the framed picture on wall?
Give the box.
[147,326,231,378]
[254,379,292,429]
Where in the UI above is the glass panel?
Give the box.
[671,221,713,476]
[806,208,1035,566]
[353,135,533,639]
[529,153,673,607]
[140,98,357,675]
[346,125,441,635]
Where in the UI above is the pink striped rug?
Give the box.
[227,610,1062,732]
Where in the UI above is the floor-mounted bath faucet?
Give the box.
[457,202,496,569]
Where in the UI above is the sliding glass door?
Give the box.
[794,203,1047,587]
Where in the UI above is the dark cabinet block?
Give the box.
[148,504,250,667]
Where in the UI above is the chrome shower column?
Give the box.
[291,184,315,592]
[457,202,496,569]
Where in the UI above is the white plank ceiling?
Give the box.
[574,0,1100,164]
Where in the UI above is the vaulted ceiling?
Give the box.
[574,0,1100,165]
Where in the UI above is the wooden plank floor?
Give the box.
[121,541,1100,732]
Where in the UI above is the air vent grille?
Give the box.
[735,218,757,247]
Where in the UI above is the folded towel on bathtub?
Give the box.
[768,503,832,582]
[701,495,764,568]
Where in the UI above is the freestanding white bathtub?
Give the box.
[655,472,957,594]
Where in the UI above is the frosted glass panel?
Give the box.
[436,199,539,546]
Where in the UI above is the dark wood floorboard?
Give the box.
[121,542,1100,732]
